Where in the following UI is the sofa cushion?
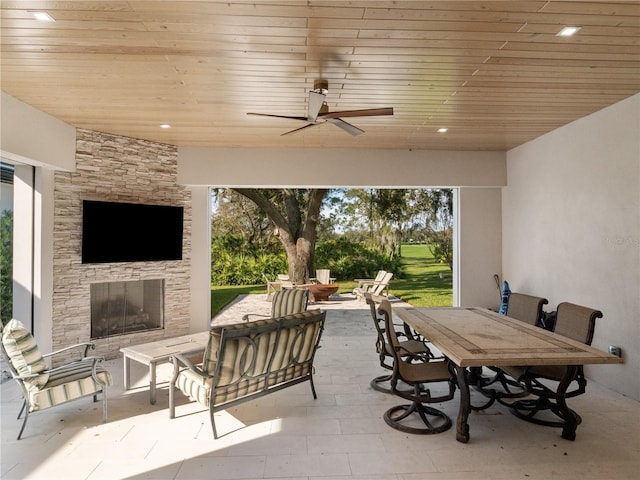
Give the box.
[201,327,222,376]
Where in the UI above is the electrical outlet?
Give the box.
[608,345,622,357]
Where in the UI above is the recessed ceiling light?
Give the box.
[557,26,581,37]
[31,11,55,22]
[437,128,448,133]
[159,124,171,129]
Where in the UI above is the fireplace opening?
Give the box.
[90,279,164,339]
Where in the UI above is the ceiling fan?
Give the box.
[247,80,393,136]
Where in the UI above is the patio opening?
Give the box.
[90,279,164,339]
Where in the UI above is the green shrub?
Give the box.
[210,235,403,286]
[314,238,403,280]
[0,210,12,326]
[211,234,287,285]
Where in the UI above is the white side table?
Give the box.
[120,331,209,404]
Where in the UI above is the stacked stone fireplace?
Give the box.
[52,129,192,360]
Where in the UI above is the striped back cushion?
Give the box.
[202,317,278,378]
[2,319,49,388]
[271,288,308,318]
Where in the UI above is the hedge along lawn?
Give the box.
[210,243,452,317]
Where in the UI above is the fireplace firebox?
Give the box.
[90,279,164,339]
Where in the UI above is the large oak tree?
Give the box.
[232,188,328,283]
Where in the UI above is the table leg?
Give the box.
[149,362,157,405]
[558,365,579,441]
[455,365,471,443]
[123,355,131,390]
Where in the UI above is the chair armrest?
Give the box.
[170,353,207,377]
[43,342,95,359]
[394,344,433,361]
[399,323,427,342]
[45,355,104,371]
[169,353,209,420]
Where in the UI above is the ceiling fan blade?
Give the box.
[320,107,394,119]
[281,122,320,136]
[247,112,308,122]
[326,118,365,136]
[307,91,326,122]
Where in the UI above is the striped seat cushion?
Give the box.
[26,363,112,412]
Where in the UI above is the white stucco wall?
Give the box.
[179,147,507,309]
[178,147,506,188]
[457,188,503,308]
[1,92,76,171]
[502,93,640,400]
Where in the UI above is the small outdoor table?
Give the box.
[120,331,209,404]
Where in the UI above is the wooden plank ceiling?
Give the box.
[1,1,639,151]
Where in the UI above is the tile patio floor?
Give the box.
[1,293,638,479]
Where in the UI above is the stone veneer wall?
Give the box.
[52,129,192,360]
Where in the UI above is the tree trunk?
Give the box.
[233,188,327,284]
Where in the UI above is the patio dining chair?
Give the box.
[377,299,456,434]
[503,292,549,326]
[1,319,112,439]
[364,293,435,393]
[501,302,603,430]
[475,293,550,401]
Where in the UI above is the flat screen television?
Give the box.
[82,200,184,263]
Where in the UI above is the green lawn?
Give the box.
[210,243,453,316]
[391,243,453,307]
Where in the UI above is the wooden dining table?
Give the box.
[394,307,622,443]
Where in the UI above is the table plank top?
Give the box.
[395,307,622,368]
[119,331,209,364]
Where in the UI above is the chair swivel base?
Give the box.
[509,397,583,429]
[371,374,393,393]
[384,402,452,435]
[371,375,415,394]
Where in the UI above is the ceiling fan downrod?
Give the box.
[313,79,328,95]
